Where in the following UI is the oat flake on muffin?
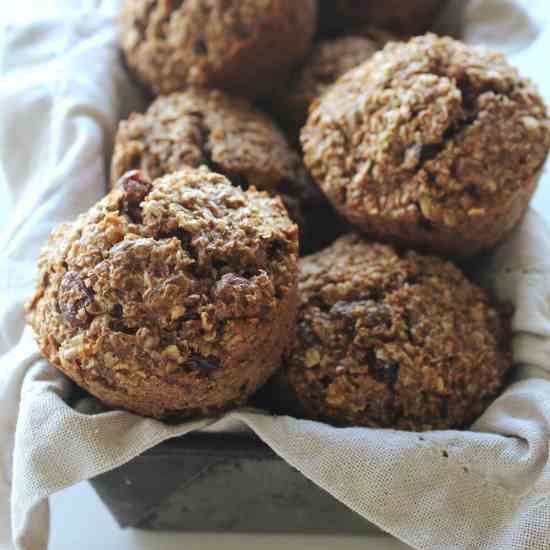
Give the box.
[273,234,513,431]
[112,88,344,254]
[26,168,299,419]
[272,31,392,143]
[301,34,550,258]
[120,0,317,99]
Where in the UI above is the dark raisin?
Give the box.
[267,240,283,260]
[109,320,138,335]
[368,287,384,301]
[117,170,152,223]
[466,184,481,200]
[127,152,142,170]
[111,304,123,318]
[118,170,152,205]
[418,143,443,166]
[58,271,94,329]
[405,272,422,285]
[388,362,400,381]
[367,353,400,385]
[185,353,220,375]
[193,39,208,56]
[233,20,250,39]
[212,258,228,271]
[378,361,400,383]
[418,215,433,232]
[180,312,200,322]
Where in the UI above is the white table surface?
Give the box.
[2,2,550,550]
[49,482,410,550]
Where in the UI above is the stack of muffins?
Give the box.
[26,0,550,431]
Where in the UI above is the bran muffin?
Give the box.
[26,169,299,419]
[111,88,343,253]
[274,234,513,431]
[272,31,392,143]
[301,34,550,259]
[317,0,445,37]
[120,0,317,98]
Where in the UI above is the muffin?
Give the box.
[26,168,299,419]
[272,31,391,142]
[317,0,445,36]
[302,34,550,259]
[274,234,513,431]
[111,88,343,253]
[120,0,317,98]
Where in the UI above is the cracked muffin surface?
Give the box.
[112,88,343,254]
[302,34,550,258]
[317,0,445,36]
[120,0,317,98]
[272,31,391,142]
[274,234,513,431]
[26,168,299,419]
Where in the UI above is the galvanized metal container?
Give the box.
[90,433,379,533]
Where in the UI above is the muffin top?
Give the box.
[280,233,513,431]
[112,88,309,196]
[120,0,317,98]
[286,31,390,106]
[27,169,298,387]
[111,88,335,253]
[302,34,550,236]
[273,31,390,133]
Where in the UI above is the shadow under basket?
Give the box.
[89,433,380,533]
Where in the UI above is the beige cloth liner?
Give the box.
[2,1,550,549]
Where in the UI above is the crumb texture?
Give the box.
[302,34,550,258]
[276,234,513,431]
[120,0,317,98]
[273,31,391,139]
[26,169,299,418]
[112,88,342,253]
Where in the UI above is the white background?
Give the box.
[2,1,550,549]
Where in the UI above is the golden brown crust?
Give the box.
[301,34,550,258]
[272,31,390,143]
[274,234,513,431]
[111,88,344,254]
[317,0,445,36]
[120,0,317,99]
[26,168,299,419]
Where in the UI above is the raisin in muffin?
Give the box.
[317,0,445,36]
[272,30,392,143]
[302,34,550,259]
[26,169,299,419]
[120,0,317,98]
[111,88,344,253]
[273,234,513,431]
